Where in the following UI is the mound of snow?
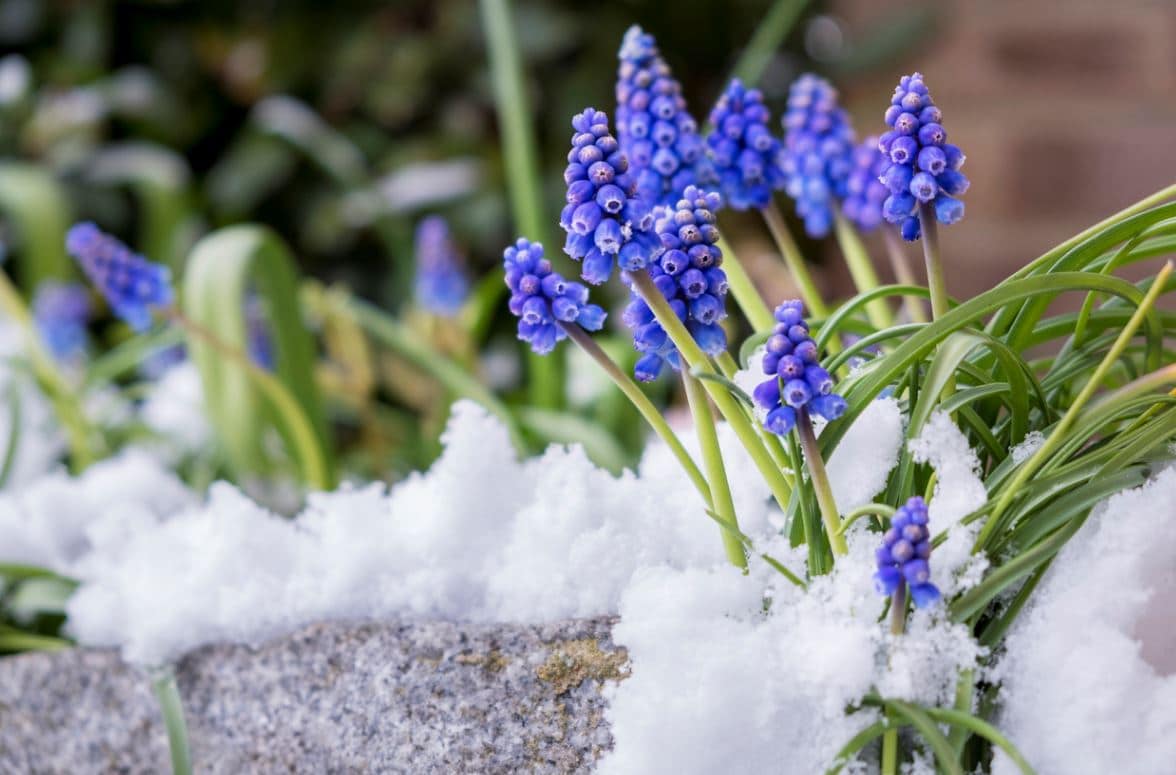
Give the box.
[993,466,1176,775]
[599,413,984,774]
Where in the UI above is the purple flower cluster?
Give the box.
[32,281,90,361]
[874,496,941,608]
[751,301,846,435]
[623,186,728,382]
[705,79,785,211]
[561,107,658,285]
[413,216,469,317]
[779,74,855,238]
[65,222,173,332]
[504,238,606,355]
[615,25,710,208]
[841,137,889,232]
[879,73,969,241]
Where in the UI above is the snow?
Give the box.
[138,361,214,462]
[827,396,905,512]
[1009,430,1044,464]
[63,401,781,664]
[0,451,195,573]
[908,412,990,597]
[993,466,1176,775]
[599,409,984,775]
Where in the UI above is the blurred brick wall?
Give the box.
[828,0,1176,298]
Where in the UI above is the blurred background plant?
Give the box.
[0,0,950,486]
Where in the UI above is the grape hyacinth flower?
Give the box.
[841,137,889,232]
[878,72,969,242]
[503,238,606,355]
[705,79,785,211]
[751,300,846,435]
[779,74,855,238]
[245,295,274,370]
[615,25,710,207]
[413,216,469,316]
[65,222,174,332]
[32,281,90,361]
[874,496,941,608]
[623,186,729,382]
[560,107,658,284]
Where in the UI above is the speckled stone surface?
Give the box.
[0,617,625,774]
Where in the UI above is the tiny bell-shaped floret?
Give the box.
[752,300,847,435]
[615,26,713,207]
[561,108,660,285]
[779,74,855,238]
[413,215,469,317]
[65,222,173,332]
[32,281,91,361]
[705,79,785,211]
[878,73,969,242]
[874,496,941,607]
[623,185,729,381]
[503,238,607,355]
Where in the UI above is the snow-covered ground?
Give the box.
[0,381,1171,774]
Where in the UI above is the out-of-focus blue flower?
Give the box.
[65,222,173,332]
[622,185,728,382]
[245,295,273,370]
[841,137,889,232]
[561,107,658,285]
[413,216,469,316]
[140,343,186,380]
[705,79,785,211]
[503,238,606,355]
[878,73,969,241]
[874,496,940,608]
[32,281,90,361]
[752,300,846,435]
[779,74,855,238]
[615,25,711,208]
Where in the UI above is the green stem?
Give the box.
[629,271,794,514]
[559,321,711,506]
[345,296,528,453]
[981,262,1173,547]
[795,409,847,556]
[717,235,775,331]
[833,208,892,330]
[151,667,193,775]
[838,502,896,535]
[0,270,97,470]
[917,203,950,320]
[889,578,908,635]
[714,351,794,472]
[883,229,928,323]
[479,0,561,410]
[172,309,335,491]
[682,370,747,569]
[881,717,899,775]
[947,668,975,756]
[761,200,828,318]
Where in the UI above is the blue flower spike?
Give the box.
[705,79,785,211]
[65,222,174,332]
[841,137,890,232]
[874,496,941,608]
[622,185,729,382]
[33,281,91,361]
[503,238,606,355]
[615,25,711,208]
[878,73,969,242]
[779,74,856,238]
[752,300,846,433]
[561,107,658,285]
[413,215,469,317]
